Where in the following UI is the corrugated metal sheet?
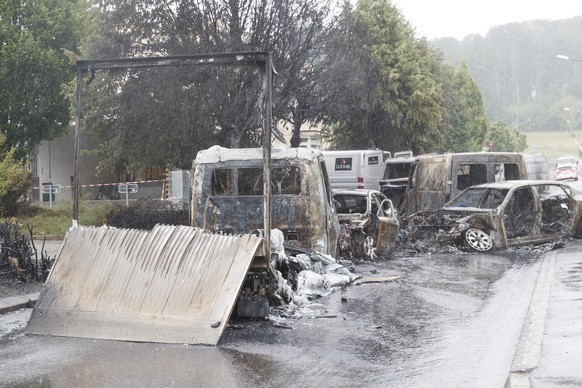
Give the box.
[26,225,263,345]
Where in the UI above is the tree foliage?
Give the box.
[72,0,512,172]
[0,134,33,217]
[439,62,488,152]
[321,0,445,154]
[0,0,84,160]
[83,0,338,175]
[486,121,527,152]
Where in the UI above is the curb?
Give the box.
[505,251,557,388]
[0,292,40,314]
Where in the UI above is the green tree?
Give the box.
[0,0,84,160]
[486,121,527,152]
[440,62,488,152]
[0,134,33,216]
[322,0,444,154]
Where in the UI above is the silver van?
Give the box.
[191,146,339,256]
[404,152,527,215]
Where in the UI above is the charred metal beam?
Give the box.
[77,52,271,72]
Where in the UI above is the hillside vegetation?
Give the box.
[433,17,582,134]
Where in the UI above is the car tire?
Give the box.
[464,228,494,252]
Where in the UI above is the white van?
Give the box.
[322,150,387,190]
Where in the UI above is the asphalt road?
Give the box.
[1,245,554,388]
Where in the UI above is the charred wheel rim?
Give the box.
[465,228,493,252]
[364,236,375,258]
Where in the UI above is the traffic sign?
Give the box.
[42,184,62,194]
[118,184,138,194]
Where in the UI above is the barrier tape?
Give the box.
[33,179,165,190]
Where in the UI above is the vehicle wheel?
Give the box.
[464,228,493,252]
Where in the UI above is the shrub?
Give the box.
[0,220,53,282]
[0,133,33,217]
[105,198,189,230]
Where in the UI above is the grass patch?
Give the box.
[9,202,112,238]
[524,130,581,161]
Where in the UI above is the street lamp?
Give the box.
[564,107,582,155]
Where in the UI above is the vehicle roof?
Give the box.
[556,164,576,168]
[332,189,383,196]
[557,156,576,160]
[195,145,322,163]
[464,180,574,190]
[415,151,524,162]
[321,150,383,155]
[384,156,415,164]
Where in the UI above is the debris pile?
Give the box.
[269,229,360,317]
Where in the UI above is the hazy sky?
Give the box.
[394,0,582,40]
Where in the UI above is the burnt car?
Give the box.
[333,189,399,259]
[404,181,582,252]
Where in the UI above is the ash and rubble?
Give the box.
[241,207,574,329]
[266,229,360,323]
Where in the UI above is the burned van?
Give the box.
[404,152,527,215]
[191,146,339,256]
[379,151,415,211]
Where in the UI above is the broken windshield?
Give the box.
[383,162,412,180]
[211,166,302,195]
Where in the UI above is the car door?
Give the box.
[502,187,547,246]
[372,192,399,257]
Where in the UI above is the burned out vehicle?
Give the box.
[404,152,527,216]
[405,181,582,252]
[333,189,399,259]
[379,151,414,211]
[191,145,339,256]
[189,146,344,320]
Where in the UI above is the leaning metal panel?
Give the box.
[26,225,262,345]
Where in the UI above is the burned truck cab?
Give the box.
[191,145,340,257]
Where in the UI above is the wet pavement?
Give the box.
[2,244,560,387]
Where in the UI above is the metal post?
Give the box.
[73,66,83,227]
[262,54,273,258]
